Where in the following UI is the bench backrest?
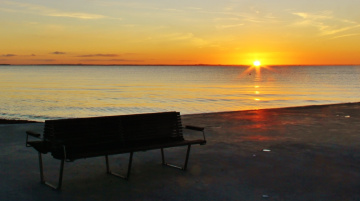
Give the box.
[43,111,184,149]
[121,112,184,144]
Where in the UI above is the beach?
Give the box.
[1,103,359,200]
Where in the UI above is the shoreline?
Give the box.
[183,101,360,116]
[1,102,359,124]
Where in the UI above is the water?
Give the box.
[0,65,359,121]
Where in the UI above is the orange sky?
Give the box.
[1,0,360,65]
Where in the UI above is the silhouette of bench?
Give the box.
[26,112,206,190]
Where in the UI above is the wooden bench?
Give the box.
[26,111,206,190]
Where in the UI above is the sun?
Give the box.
[253,60,261,67]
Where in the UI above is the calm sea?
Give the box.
[0,65,359,121]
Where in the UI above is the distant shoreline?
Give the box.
[0,119,39,124]
[1,64,360,67]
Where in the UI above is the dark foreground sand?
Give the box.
[1,103,359,201]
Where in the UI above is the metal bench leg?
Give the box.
[105,152,133,180]
[161,145,192,171]
[38,152,64,190]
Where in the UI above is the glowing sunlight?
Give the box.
[253,60,261,67]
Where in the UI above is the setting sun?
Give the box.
[253,61,261,67]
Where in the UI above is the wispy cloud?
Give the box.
[48,12,107,20]
[1,54,16,57]
[209,9,281,30]
[331,33,360,40]
[2,1,121,20]
[80,59,144,62]
[163,33,196,41]
[1,54,38,57]
[214,17,245,29]
[217,24,244,29]
[51,51,66,55]
[152,32,208,47]
[292,11,360,38]
[77,54,119,57]
[110,59,144,62]
[32,59,56,62]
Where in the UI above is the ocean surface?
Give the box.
[0,65,359,121]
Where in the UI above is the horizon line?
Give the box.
[1,63,360,67]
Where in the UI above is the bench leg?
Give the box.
[161,145,191,171]
[38,152,64,190]
[105,152,133,180]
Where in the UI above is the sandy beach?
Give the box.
[1,103,359,201]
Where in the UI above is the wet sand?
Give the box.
[1,103,359,200]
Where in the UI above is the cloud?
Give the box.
[47,12,108,20]
[80,59,144,62]
[209,9,281,31]
[2,1,121,20]
[292,11,360,38]
[52,51,66,55]
[178,60,197,63]
[154,32,209,47]
[77,54,119,57]
[34,59,56,62]
[293,12,332,21]
[216,23,244,29]
[330,33,360,40]
[110,59,144,62]
[2,54,16,57]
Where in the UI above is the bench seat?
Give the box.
[51,139,206,161]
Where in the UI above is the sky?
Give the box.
[1,0,360,65]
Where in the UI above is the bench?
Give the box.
[26,111,206,190]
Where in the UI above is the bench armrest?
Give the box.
[26,131,42,138]
[184,125,204,131]
[26,130,42,147]
[184,125,206,143]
